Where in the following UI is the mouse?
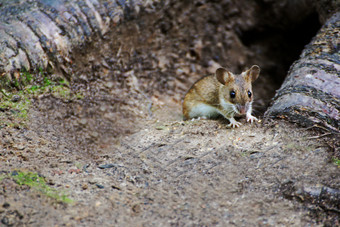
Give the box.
[182,65,260,128]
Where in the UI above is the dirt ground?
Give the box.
[1,1,339,226]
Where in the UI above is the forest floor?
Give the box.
[1,63,339,226]
[1,2,339,226]
[1,78,339,226]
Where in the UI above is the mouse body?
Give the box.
[182,65,260,128]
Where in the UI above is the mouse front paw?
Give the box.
[227,118,242,128]
[246,114,258,123]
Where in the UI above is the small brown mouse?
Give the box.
[182,65,260,128]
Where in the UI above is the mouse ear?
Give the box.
[216,68,234,85]
[245,65,260,82]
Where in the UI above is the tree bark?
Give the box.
[265,11,340,132]
[0,0,160,79]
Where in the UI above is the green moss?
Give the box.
[19,69,33,85]
[0,90,31,127]
[332,157,340,167]
[1,171,73,204]
[0,94,30,115]
[0,70,84,128]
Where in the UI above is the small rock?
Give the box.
[79,74,88,82]
[111,185,121,190]
[82,164,90,173]
[101,59,110,69]
[11,95,21,102]
[13,144,25,150]
[99,105,107,112]
[96,184,104,189]
[50,163,58,168]
[47,179,55,185]
[98,163,116,169]
[82,184,88,190]
[2,202,10,209]
[88,177,101,184]
[1,216,9,225]
[104,81,114,89]
[132,204,141,213]
[90,131,99,138]
[79,118,87,125]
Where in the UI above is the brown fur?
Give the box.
[183,65,260,122]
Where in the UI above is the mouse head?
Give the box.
[216,65,260,114]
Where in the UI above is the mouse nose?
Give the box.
[237,105,246,115]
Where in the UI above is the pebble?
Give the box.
[99,105,107,112]
[82,184,88,190]
[132,204,141,213]
[11,95,21,102]
[82,164,90,173]
[11,171,18,176]
[50,163,58,168]
[104,81,114,89]
[13,144,25,150]
[98,163,116,169]
[79,118,87,125]
[90,131,99,138]
[88,177,102,184]
[96,184,104,189]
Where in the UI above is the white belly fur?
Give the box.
[189,103,220,119]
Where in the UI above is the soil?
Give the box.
[1,1,339,226]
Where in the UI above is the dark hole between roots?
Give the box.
[237,10,321,115]
[240,11,321,85]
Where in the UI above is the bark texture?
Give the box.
[0,0,160,78]
[265,11,340,132]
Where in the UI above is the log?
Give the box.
[265,11,340,132]
[0,0,160,79]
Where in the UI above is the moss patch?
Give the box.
[1,171,73,204]
[332,157,340,167]
[0,71,83,128]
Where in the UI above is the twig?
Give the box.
[306,133,332,139]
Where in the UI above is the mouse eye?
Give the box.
[248,91,252,98]
[230,91,236,99]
